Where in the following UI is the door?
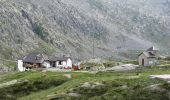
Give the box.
[142,59,144,66]
[51,62,56,67]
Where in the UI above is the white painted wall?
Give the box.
[67,58,72,68]
[55,58,72,69]
[42,61,51,68]
[139,54,148,66]
[18,60,25,72]
[139,53,158,66]
[148,58,158,66]
[56,61,66,68]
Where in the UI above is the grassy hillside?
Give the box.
[1,66,170,100]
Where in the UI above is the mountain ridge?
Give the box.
[0,0,170,65]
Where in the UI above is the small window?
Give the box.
[59,61,62,65]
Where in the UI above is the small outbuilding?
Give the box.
[139,46,159,66]
[49,56,72,69]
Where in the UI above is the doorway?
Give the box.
[142,59,144,66]
[52,62,56,67]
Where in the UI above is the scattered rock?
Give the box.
[63,74,72,79]
[67,93,81,97]
[150,75,170,81]
[105,64,139,72]
[148,84,166,92]
[0,80,18,88]
[81,82,104,89]
[81,82,91,88]
[120,85,128,89]
[0,80,29,88]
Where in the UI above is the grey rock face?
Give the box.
[0,0,170,61]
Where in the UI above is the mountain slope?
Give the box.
[0,0,170,63]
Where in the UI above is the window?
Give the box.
[59,61,62,65]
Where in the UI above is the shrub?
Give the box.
[164,57,170,61]
[81,62,103,70]
[34,23,49,40]
[0,75,67,99]
[103,61,117,68]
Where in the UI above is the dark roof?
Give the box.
[139,46,159,58]
[147,46,158,51]
[142,52,157,58]
[18,56,25,60]
[22,53,48,63]
[50,57,71,61]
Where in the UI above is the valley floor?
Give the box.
[0,66,170,100]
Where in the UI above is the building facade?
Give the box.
[139,46,159,66]
[50,57,72,69]
[18,53,72,72]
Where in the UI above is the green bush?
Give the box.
[0,75,67,99]
[34,23,49,40]
[103,61,117,68]
[51,78,169,100]
[81,62,102,70]
[164,57,170,61]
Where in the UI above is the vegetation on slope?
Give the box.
[0,65,170,100]
[34,23,49,41]
[52,77,167,100]
[0,72,69,100]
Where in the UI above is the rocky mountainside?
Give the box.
[0,0,170,63]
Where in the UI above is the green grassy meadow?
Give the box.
[0,66,170,100]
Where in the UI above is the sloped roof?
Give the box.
[142,52,157,58]
[22,53,48,63]
[147,46,159,51]
[139,46,160,58]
